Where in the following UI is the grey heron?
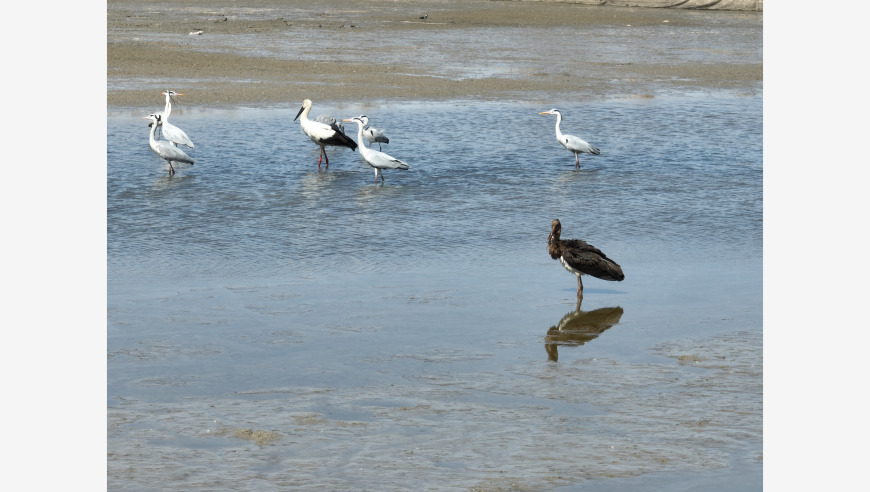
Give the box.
[540,109,599,169]
[145,113,195,176]
[547,219,624,297]
[294,99,357,169]
[155,90,194,149]
[359,115,389,151]
[342,116,409,184]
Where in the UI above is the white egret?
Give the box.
[540,109,599,169]
[342,116,409,184]
[294,99,357,169]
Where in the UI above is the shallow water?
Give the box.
[108,94,762,490]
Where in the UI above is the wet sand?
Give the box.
[107,0,762,109]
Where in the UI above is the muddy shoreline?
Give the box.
[107,0,762,109]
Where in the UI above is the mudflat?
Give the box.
[107,0,762,109]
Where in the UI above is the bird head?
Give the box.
[341,116,365,126]
[548,219,562,244]
[143,113,161,127]
[294,99,312,121]
[540,109,560,116]
[162,90,182,105]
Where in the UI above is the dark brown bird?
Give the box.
[547,219,625,297]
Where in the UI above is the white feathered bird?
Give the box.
[155,90,194,148]
[294,99,357,169]
[144,113,195,175]
[540,109,599,169]
[342,116,409,184]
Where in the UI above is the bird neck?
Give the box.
[554,113,563,138]
[355,122,369,152]
[149,122,158,147]
[163,94,172,118]
[548,237,562,259]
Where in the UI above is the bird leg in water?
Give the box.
[574,153,581,170]
[577,275,584,296]
[168,162,175,176]
[319,148,331,169]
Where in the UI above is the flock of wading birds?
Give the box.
[142,92,625,297]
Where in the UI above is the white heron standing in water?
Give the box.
[155,90,194,149]
[342,116,409,184]
[144,113,195,176]
[540,109,599,169]
[294,99,357,169]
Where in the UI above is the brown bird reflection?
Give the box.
[545,296,624,362]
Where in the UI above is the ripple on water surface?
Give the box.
[108,96,761,284]
[108,95,762,490]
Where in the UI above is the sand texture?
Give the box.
[107,0,762,110]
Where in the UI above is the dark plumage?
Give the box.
[547,219,624,296]
[545,299,624,361]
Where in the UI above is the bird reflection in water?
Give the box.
[545,296,624,362]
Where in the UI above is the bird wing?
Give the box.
[313,114,346,134]
[365,149,409,170]
[368,128,389,143]
[562,134,599,154]
[561,239,602,256]
[305,117,357,150]
[160,121,195,148]
[155,141,195,164]
[560,240,624,280]
[313,114,337,126]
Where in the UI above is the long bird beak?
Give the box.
[540,111,552,115]
[294,105,305,121]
